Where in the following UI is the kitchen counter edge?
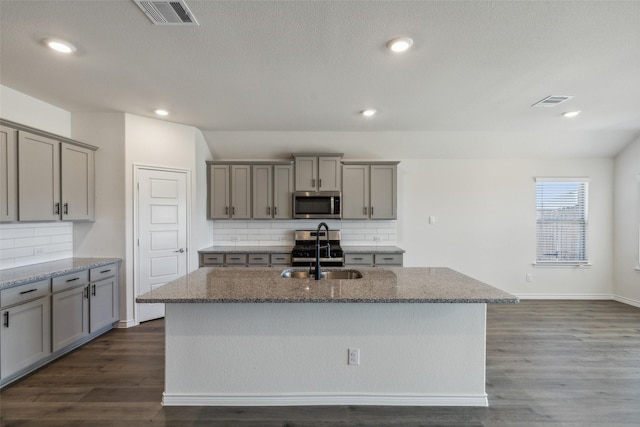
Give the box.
[0,258,122,290]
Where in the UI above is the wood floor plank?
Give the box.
[1,300,639,426]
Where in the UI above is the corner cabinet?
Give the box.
[293,153,342,192]
[0,125,18,222]
[1,119,97,223]
[342,161,398,220]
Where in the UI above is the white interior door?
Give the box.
[136,168,188,323]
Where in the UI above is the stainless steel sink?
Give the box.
[281,269,363,280]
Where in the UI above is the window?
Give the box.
[535,177,589,265]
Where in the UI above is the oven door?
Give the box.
[293,192,341,219]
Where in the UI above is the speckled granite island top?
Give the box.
[136,267,517,304]
[0,258,122,290]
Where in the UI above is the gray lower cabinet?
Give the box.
[0,125,17,222]
[344,252,403,267]
[1,280,52,381]
[342,162,398,220]
[1,262,119,387]
[89,266,119,332]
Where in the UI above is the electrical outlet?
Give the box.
[526,273,533,282]
[348,348,360,365]
[429,216,436,224]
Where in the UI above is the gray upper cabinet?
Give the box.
[8,121,96,222]
[0,125,17,222]
[209,164,230,219]
[60,143,95,221]
[18,131,61,221]
[342,162,398,220]
[273,164,294,219]
[208,163,251,219]
[253,164,294,219]
[293,154,342,192]
[230,165,251,219]
[252,165,273,219]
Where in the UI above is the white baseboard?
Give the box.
[613,295,640,308]
[516,293,614,300]
[162,392,488,407]
[116,318,138,328]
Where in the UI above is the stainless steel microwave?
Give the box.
[293,191,341,219]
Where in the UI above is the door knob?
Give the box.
[175,248,185,253]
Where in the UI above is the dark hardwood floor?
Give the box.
[1,300,639,426]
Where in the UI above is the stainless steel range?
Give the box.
[291,229,344,267]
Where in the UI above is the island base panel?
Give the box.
[163,303,488,406]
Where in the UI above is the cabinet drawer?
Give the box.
[90,263,117,282]
[374,253,403,266]
[248,254,269,265]
[201,254,224,266]
[52,270,89,293]
[1,279,50,308]
[345,253,374,265]
[270,253,291,265]
[225,254,247,265]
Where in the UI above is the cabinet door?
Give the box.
[231,165,251,219]
[52,285,89,351]
[370,164,397,219]
[17,132,60,221]
[61,143,95,221]
[209,164,230,219]
[90,277,118,332]
[0,126,17,222]
[273,165,293,219]
[342,165,369,219]
[1,297,51,379]
[318,157,342,191]
[252,165,273,219]
[294,156,317,191]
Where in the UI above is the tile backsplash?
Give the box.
[0,222,73,270]
[211,219,397,246]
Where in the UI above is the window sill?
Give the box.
[533,262,592,268]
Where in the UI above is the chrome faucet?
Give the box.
[315,222,330,280]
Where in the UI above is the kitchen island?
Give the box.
[137,267,517,407]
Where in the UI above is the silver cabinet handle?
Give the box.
[63,203,69,215]
[175,248,185,253]
[54,202,60,215]
[312,178,316,188]
[91,284,96,296]
[267,206,271,215]
[232,207,236,215]
[225,206,229,215]
[84,286,90,299]
[274,206,278,215]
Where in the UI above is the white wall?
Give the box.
[0,85,71,137]
[613,137,640,306]
[397,158,614,298]
[124,113,211,325]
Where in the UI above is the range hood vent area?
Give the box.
[133,0,199,25]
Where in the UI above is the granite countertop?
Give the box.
[0,258,122,290]
[342,246,405,253]
[198,245,405,254]
[198,246,293,254]
[136,267,517,304]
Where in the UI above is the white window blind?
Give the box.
[535,177,589,264]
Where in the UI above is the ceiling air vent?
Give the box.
[532,95,573,107]
[133,0,199,25]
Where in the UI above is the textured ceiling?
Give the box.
[1,0,639,158]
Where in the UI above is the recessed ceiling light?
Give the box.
[44,38,76,54]
[154,109,169,116]
[562,110,581,118]
[387,37,413,53]
[360,109,377,117]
